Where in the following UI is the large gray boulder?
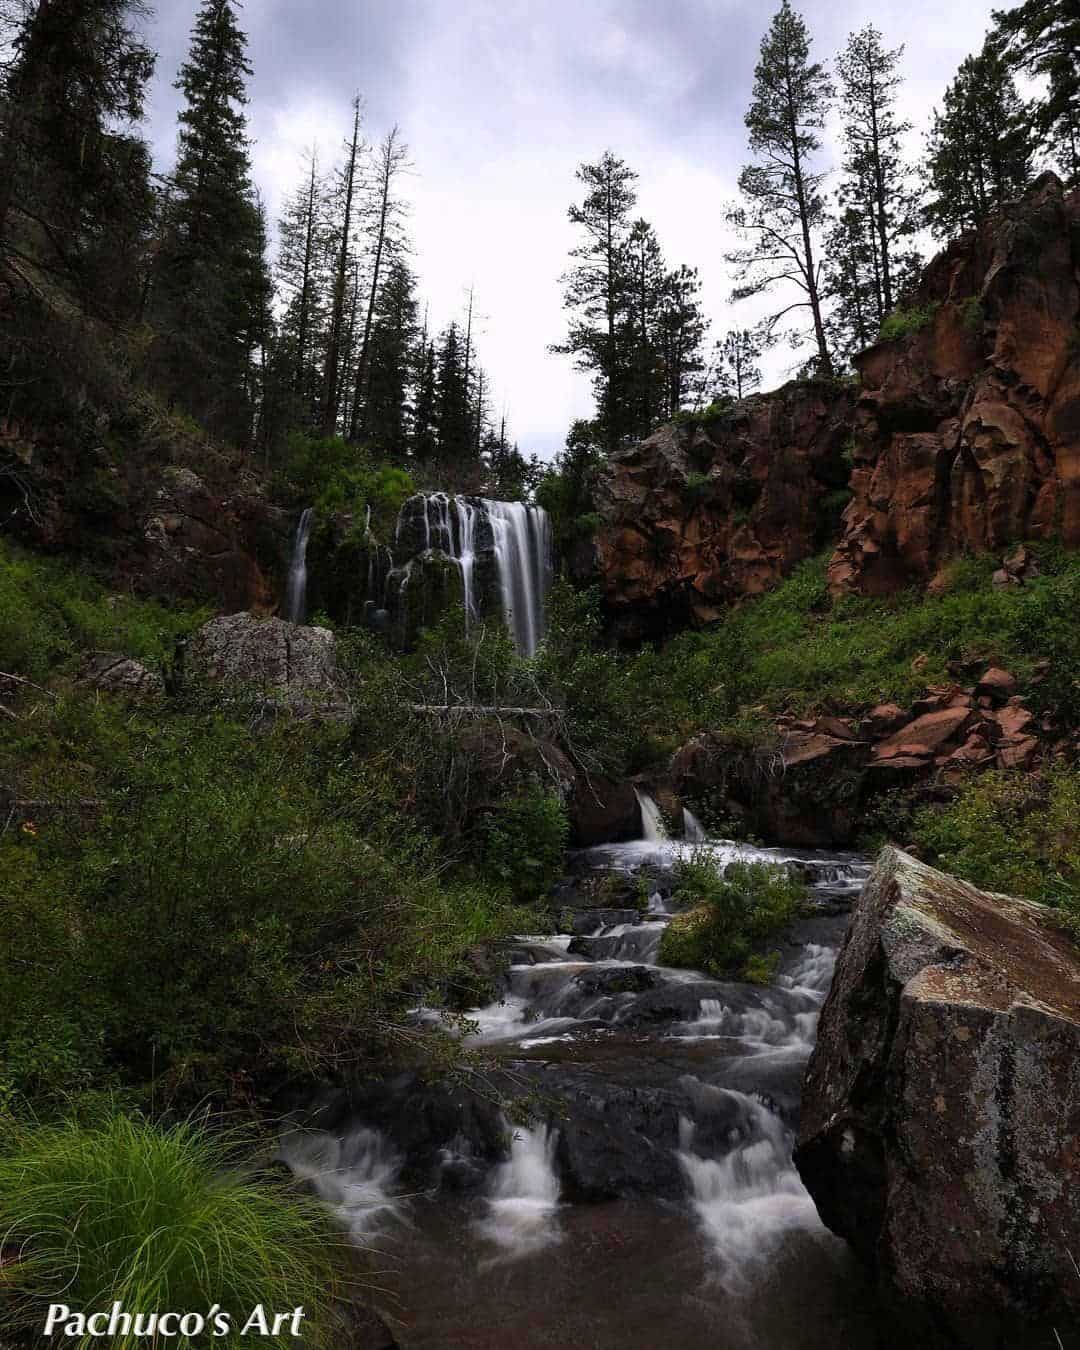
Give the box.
[796,847,1080,1349]
[184,613,345,716]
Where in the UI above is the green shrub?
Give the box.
[658,858,804,979]
[0,540,207,680]
[0,1114,345,1347]
[879,302,939,341]
[912,767,1080,926]
[483,780,569,901]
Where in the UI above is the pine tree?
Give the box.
[349,125,411,439]
[359,257,418,453]
[274,149,330,427]
[0,0,155,320]
[726,1,834,377]
[551,151,638,450]
[621,218,667,436]
[833,27,921,328]
[924,40,1032,237]
[823,207,879,361]
[320,96,366,436]
[655,265,707,420]
[714,328,766,401]
[434,322,471,467]
[412,335,438,463]
[152,0,270,444]
[994,0,1080,186]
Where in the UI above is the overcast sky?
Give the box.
[141,0,999,459]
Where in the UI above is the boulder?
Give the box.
[872,706,973,760]
[78,652,165,701]
[976,667,1018,703]
[183,612,345,715]
[796,847,1080,1348]
[569,776,641,847]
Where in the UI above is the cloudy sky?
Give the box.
[141,0,999,458]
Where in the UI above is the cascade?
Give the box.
[683,805,707,842]
[635,788,668,842]
[389,493,552,654]
[284,507,314,624]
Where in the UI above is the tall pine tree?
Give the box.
[831,26,921,343]
[923,40,1032,237]
[359,257,418,453]
[0,0,155,321]
[152,0,269,445]
[552,151,638,450]
[726,2,834,377]
[994,0,1080,186]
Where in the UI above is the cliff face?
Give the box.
[594,175,1080,629]
[831,172,1080,594]
[594,381,854,641]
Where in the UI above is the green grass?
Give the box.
[0,1114,346,1348]
[619,547,1080,759]
[0,539,209,680]
[912,766,1080,925]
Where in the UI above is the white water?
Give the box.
[635,788,668,842]
[285,507,314,624]
[391,494,552,654]
[684,806,707,843]
[277,1125,401,1243]
[486,499,552,657]
[477,1122,562,1255]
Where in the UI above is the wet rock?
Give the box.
[564,908,642,937]
[796,847,1080,1348]
[572,966,658,998]
[569,776,641,847]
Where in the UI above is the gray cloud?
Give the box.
[143,0,999,458]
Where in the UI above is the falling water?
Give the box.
[390,494,552,654]
[684,806,708,843]
[285,507,314,624]
[476,1122,562,1255]
[486,499,553,657]
[635,788,668,842]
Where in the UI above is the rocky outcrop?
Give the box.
[183,613,345,716]
[830,173,1080,594]
[1,420,289,612]
[594,382,854,640]
[568,775,642,847]
[796,848,1080,1348]
[592,178,1080,629]
[668,664,1064,848]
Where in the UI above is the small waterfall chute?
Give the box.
[635,789,668,843]
[285,507,314,624]
[486,499,552,657]
[683,806,707,843]
[477,1122,562,1255]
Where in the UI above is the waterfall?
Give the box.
[391,494,552,654]
[486,499,552,657]
[683,806,707,843]
[285,507,314,624]
[635,789,668,842]
[477,1123,561,1254]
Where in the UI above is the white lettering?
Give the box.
[107,1302,132,1336]
[43,1305,70,1336]
[241,1305,270,1335]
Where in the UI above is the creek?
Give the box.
[281,825,885,1348]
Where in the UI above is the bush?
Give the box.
[0,1114,345,1347]
[912,767,1080,927]
[0,540,207,680]
[482,780,569,901]
[658,858,804,980]
[880,302,939,341]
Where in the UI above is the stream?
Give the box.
[281,828,886,1348]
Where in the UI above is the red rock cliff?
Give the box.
[831,172,1080,593]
